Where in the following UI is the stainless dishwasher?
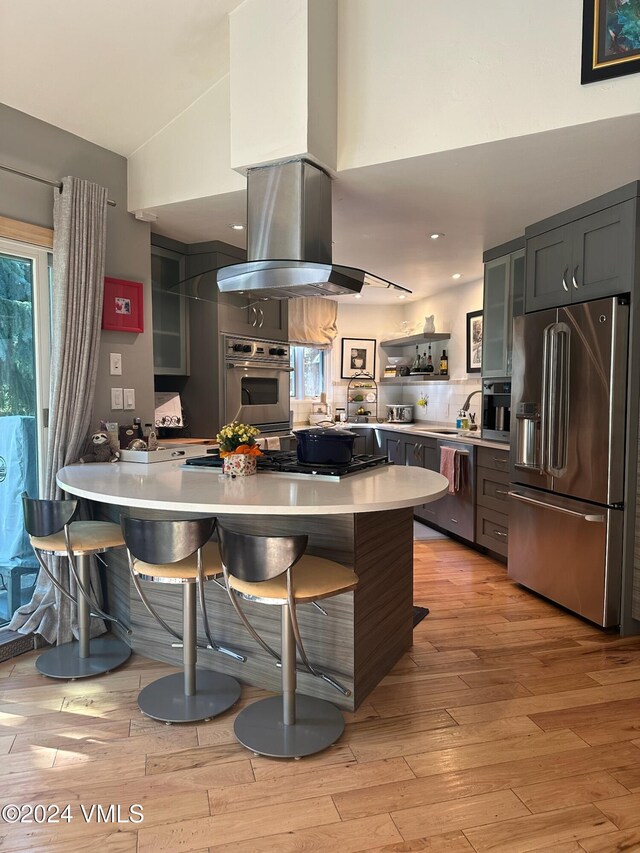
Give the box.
[434,439,476,542]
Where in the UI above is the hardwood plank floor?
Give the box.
[1,537,639,852]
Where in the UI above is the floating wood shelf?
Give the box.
[380,332,450,348]
[379,375,450,384]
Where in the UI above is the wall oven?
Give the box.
[223,336,292,434]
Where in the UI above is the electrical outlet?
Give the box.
[111,388,123,410]
[123,388,135,410]
[109,352,122,375]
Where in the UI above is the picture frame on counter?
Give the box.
[466,310,483,374]
[581,0,640,84]
[340,337,376,379]
[102,277,144,333]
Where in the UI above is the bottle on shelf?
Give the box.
[439,349,448,375]
[425,344,434,374]
[411,345,421,373]
[419,349,427,372]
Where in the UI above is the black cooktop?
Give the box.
[184,449,391,480]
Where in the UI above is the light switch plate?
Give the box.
[111,388,123,410]
[109,352,122,376]
[123,388,135,410]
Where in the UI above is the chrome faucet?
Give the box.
[462,389,482,413]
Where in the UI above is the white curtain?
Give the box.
[10,177,108,644]
[288,296,338,348]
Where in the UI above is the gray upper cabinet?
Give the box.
[152,247,190,376]
[482,242,525,378]
[573,201,635,301]
[218,293,288,341]
[525,196,637,313]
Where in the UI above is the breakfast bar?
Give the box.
[57,460,447,710]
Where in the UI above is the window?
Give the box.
[0,237,51,627]
[290,346,326,399]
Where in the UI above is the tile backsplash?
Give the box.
[399,379,482,426]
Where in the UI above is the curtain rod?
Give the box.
[0,163,117,207]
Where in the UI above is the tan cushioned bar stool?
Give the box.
[22,493,131,679]
[121,515,245,724]
[218,523,358,759]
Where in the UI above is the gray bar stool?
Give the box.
[121,515,244,724]
[22,493,132,679]
[217,524,358,759]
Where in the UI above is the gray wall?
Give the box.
[0,103,154,430]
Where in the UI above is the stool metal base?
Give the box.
[36,635,131,679]
[234,694,345,759]
[138,670,241,723]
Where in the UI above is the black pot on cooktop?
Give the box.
[293,426,357,466]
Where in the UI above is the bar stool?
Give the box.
[120,515,244,724]
[217,524,358,759]
[22,493,132,679]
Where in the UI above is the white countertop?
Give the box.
[345,422,510,452]
[57,460,449,516]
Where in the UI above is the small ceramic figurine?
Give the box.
[423,315,435,334]
[79,431,120,463]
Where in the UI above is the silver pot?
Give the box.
[386,404,414,423]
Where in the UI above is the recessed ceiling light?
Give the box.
[430,233,445,240]
[354,293,362,299]
[228,223,245,230]
[398,294,407,299]
[452,273,463,280]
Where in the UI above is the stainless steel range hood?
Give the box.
[215,158,411,299]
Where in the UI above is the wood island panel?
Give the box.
[97,504,415,711]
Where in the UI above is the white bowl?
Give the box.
[386,357,411,366]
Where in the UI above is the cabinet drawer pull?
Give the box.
[257,307,264,328]
[495,489,509,496]
[562,269,569,292]
[492,456,507,463]
[250,306,258,326]
[493,530,507,538]
[450,518,458,524]
[572,266,579,290]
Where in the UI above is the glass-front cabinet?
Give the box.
[152,247,189,375]
[482,243,524,378]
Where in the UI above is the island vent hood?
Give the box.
[213,158,411,300]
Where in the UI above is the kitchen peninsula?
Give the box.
[57,461,447,710]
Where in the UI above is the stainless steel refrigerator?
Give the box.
[508,296,628,627]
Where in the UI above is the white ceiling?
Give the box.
[1,4,639,304]
[149,113,640,302]
[0,0,241,156]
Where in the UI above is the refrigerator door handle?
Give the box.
[507,491,605,523]
[541,323,553,475]
[544,323,570,478]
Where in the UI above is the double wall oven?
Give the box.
[223,336,292,435]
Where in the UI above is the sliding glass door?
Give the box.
[0,238,50,625]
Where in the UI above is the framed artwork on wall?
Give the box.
[466,310,483,374]
[340,337,377,379]
[582,0,640,84]
[102,277,144,333]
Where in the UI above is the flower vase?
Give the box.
[223,453,257,477]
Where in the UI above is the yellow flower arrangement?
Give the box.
[216,422,262,457]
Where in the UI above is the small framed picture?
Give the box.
[102,277,144,333]
[340,337,377,379]
[466,310,483,374]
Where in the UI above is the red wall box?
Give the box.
[102,277,144,333]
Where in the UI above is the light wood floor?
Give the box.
[1,538,640,852]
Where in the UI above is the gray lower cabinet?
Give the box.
[353,431,374,456]
[525,198,636,313]
[475,447,509,558]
